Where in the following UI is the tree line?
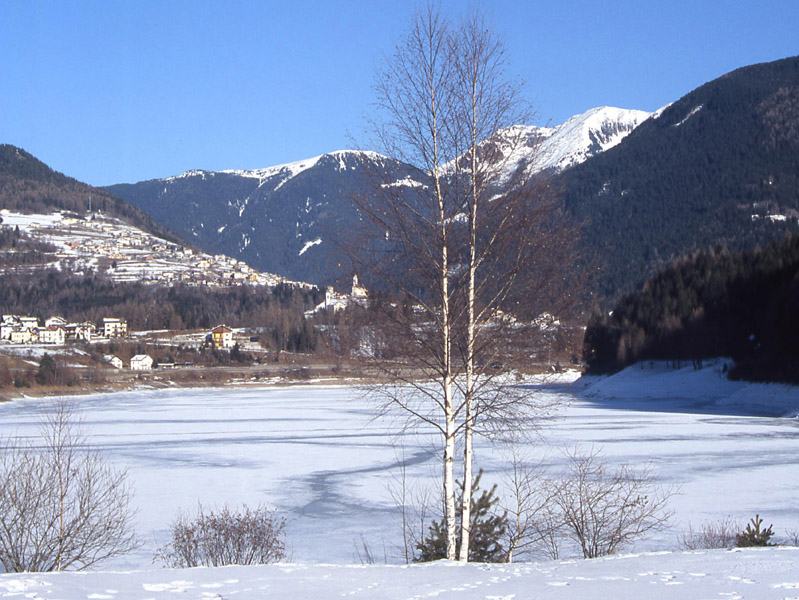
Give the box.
[583,234,799,382]
[0,269,322,352]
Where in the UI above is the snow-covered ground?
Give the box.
[2,548,798,599]
[0,361,797,596]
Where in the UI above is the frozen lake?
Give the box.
[0,369,797,568]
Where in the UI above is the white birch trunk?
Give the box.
[458,57,480,562]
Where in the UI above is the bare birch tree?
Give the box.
[353,3,578,561]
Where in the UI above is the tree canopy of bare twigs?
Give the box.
[0,400,137,572]
[349,3,579,561]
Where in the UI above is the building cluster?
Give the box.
[101,353,156,371]
[31,212,288,288]
[0,315,128,345]
[305,274,369,316]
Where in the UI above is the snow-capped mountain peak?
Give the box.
[221,150,387,181]
[537,106,652,170]
[486,106,652,182]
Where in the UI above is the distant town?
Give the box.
[0,209,303,288]
[0,314,244,371]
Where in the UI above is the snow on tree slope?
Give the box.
[1,548,797,599]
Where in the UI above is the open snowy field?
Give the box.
[3,547,799,599]
[0,360,797,573]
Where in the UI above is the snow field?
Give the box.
[1,548,798,599]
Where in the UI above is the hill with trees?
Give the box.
[561,56,799,301]
[0,145,184,245]
[583,234,799,383]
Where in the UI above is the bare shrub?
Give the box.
[0,400,137,572]
[785,529,799,546]
[500,451,563,562]
[552,449,675,559]
[157,504,286,568]
[680,517,741,550]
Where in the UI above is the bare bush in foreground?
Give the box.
[0,401,137,572]
[157,504,286,568]
[552,449,675,559]
[680,517,741,550]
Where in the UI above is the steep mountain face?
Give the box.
[107,107,644,286]
[107,151,422,285]
[487,106,651,181]
[0,145,183,245]
[561,56,799,300]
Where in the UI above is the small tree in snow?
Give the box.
[0,401,137,572]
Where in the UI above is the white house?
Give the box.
[130,354,153,370]
[102,317,128,338]
[105,355,124,369]
[66,322,95,342]
[38,325,66,345]
[211,325,234,349]
[351,274,368,304]
[45,316,67,328]
[10,328,35,344]
[19,316,39,329]
[0,322,16,340]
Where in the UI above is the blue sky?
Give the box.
[2,0,797,186]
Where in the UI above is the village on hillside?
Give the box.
[0,209,299,288]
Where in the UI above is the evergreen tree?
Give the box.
[415,470,507,562]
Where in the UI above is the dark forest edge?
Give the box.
[583,234,799,384]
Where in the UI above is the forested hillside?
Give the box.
[106,152,421,285]
[562,56,799,301]
[0,145,184,245]
[583,235,799,382]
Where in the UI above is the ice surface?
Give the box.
[0,363,796,572]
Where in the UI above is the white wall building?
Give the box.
[105,355,124,369]
[38,326,66,345]
[130,354,153,371]
[102,317,128,338]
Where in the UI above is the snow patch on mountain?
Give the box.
[165,169,212,182]
[532,107,651,174]
[651,102,673,120]
[221,150,386,183]
[484,107,651,184]
[674,104,703,127]
[381,175,424,189]
[299,238,322,256]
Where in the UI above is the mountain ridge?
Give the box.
[0,144,186,246]
[106,106,644,286]
[561,55,799,299]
